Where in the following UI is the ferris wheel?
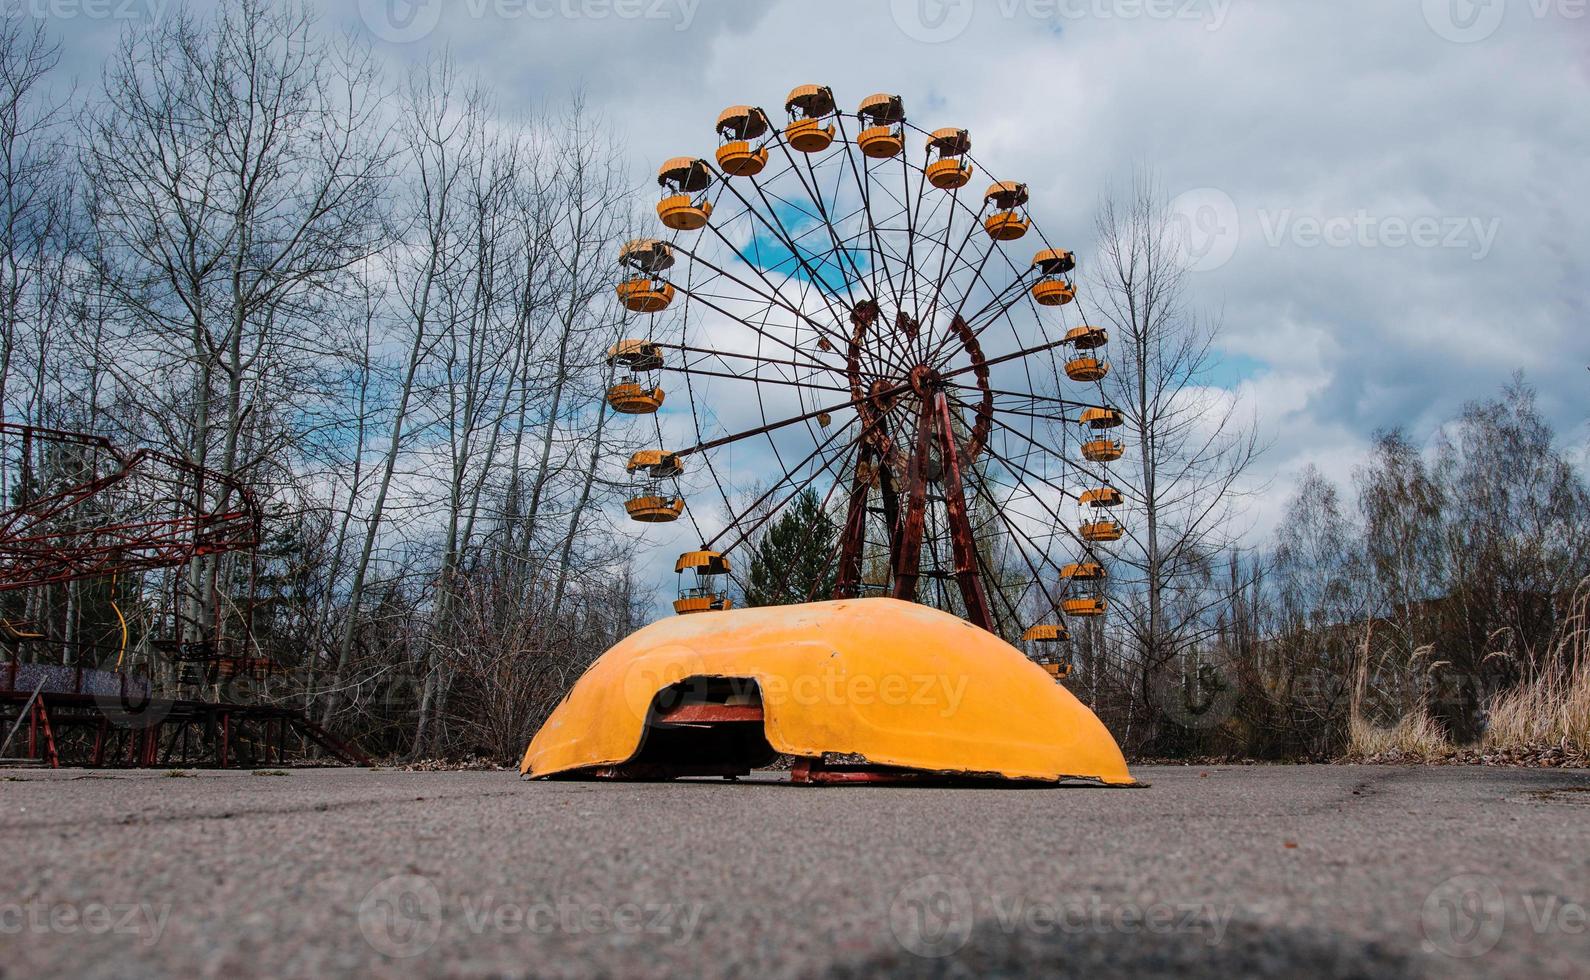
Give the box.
[605,85,1126,677]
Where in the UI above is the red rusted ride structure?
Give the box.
[0,423,367,768]
[0,423,260,591]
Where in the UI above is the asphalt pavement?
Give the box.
[3,764,1588,978]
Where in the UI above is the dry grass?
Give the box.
[1347,615,1453,760]
[1348,707,1453,760]
[1484,582,1590,758]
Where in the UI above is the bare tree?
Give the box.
[1087,174,1261,740]
[81,0,388,646]
[0,20,65,428]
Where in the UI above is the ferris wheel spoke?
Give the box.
[737,157,864,317]
[973,464,1113,579]
[665,283,853,386]
[779,437,864,605]
[966,531,1020,637]
[952,271,1043,339]
[916,192,986,362]
[705,179,861,355]
[833,112,905,321]
[925,244,1036,367]
[707,412,875,556]
[669,377,911,461]
[665,363,853,395]
[974,421,1120,560]
[951,387,1107,415]
[979,408,1108,485]
[766,133,864,312]
[963,472,1059,608]
[897,143,933,341]
[666,239,854,361]
[661,342,838,377]
[779,133,926,382]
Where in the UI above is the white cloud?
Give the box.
[48,0,1590,615]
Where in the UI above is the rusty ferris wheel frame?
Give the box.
[608,86,1129,663]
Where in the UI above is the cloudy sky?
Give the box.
[50,0,1589,559]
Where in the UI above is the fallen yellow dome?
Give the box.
[521,597,1137,786]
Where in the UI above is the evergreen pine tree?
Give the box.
[744,489,837,606]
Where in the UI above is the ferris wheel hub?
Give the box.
[906,363,941,397]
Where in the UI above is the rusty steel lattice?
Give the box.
[0,424,372,770]
[0,423,261,592]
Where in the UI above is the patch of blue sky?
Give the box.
[1202,351,1267,389]
[743,201,868,296]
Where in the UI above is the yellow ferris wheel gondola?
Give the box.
[1062,597,1108,618]
[1080,519,1125,543]
[1081,438,1125,463]
[656,157,714,231]
[605,336,667,415]
[983,181,1030,241]
[614,238,676,314]
[1066,355,1110,382]
[674,550,732,615]
[623,450,685,523]
[1080,486,1124,509]
[1080,407,1123,430]
[856,93,906,158]
[1021,623,1073,678]
[1032,248,1077,306]
[715,105,771,177]
[925,127,974,189]
[784,84,837,154]
[1065,324,1108,348]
